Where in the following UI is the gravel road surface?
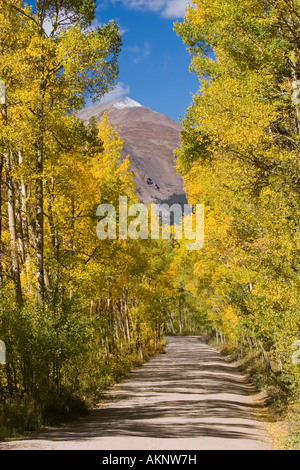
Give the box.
[0,336,272,450]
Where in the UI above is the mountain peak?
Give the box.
[77,98,185,206]
[112,97,142,110]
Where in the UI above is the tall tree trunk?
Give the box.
[1,97,22,305]
[0,84,5,287]
[123,287,131,345]
[0,154,3,287]
[18,151,29,269]
[69,197,75,300]
[34,23,47,305]
[6,153,23,307]
[35,136,44,306]
[258,340,272,370]
[13,173,25,267]
[45,178,59,260]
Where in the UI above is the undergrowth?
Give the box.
[0,344,163,441]
[214,340,300,449]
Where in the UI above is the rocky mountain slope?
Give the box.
[77,97,186,206]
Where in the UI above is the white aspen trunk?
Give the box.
[0,154,3,287]
[18,151,30,272]
[35,140,44,306]
[6,154,23,306]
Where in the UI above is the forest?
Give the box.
[1,0,300,448]
[0,0,203,438]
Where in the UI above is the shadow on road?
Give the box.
[20,337,267,445]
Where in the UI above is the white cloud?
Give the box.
[112,0,190,18]
[117,0,163,13]
[161,0,190,18]
[100,82,131,104]
[43,18,55,36]
[119,26,129,35]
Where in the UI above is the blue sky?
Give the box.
[93,0,198,122]
[25,0,198,122]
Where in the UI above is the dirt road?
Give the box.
[0,336,272,450]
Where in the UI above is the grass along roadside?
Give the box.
[214,340,300,450]
[0,341,166,442]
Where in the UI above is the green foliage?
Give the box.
[175,0,300,413]
[0,396,42,440]
[0,0,195,440]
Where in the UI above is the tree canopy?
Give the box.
[175,0,300,394]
